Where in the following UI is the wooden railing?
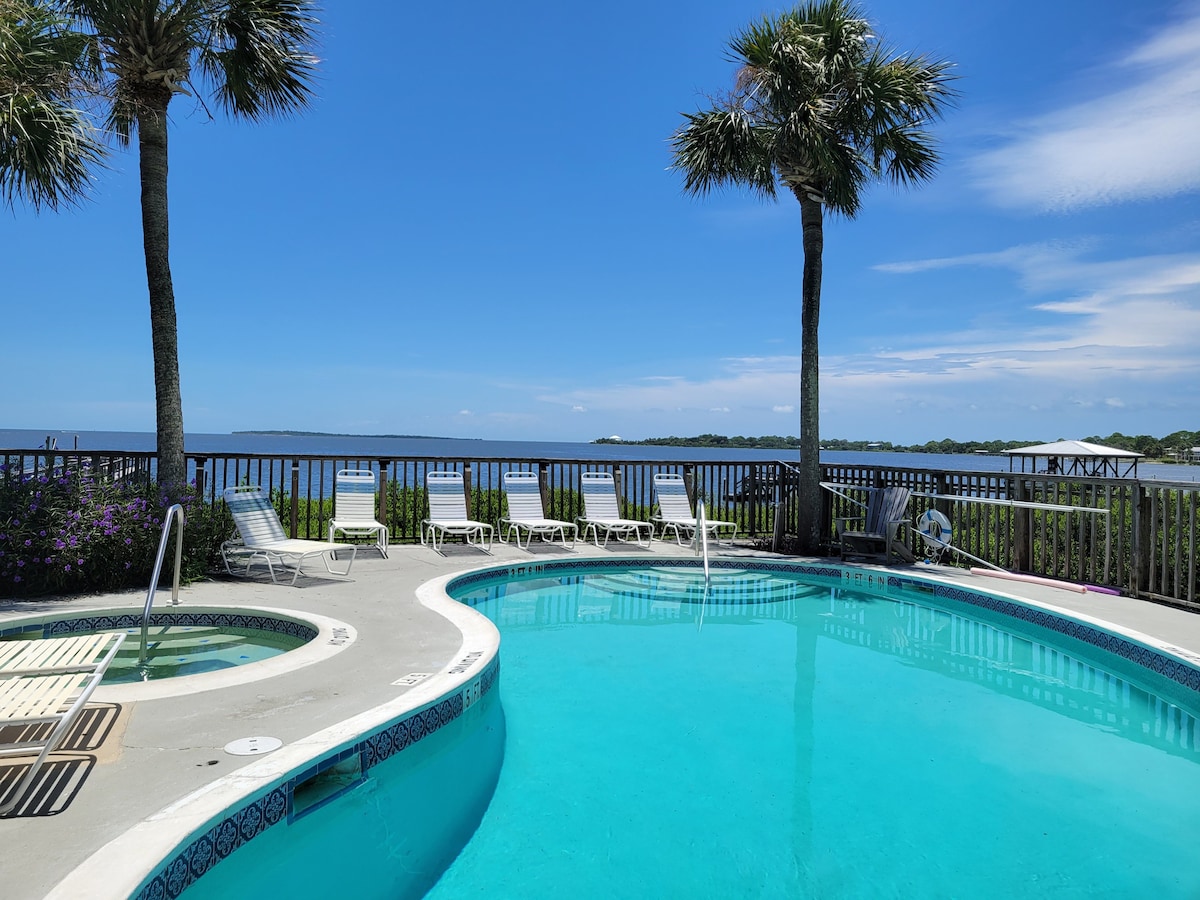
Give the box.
[3,449,1197,610]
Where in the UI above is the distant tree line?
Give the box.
[1080,431,1200,459]
[596,431,1200,459]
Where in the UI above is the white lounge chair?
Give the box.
[422,470,494,554]
[0,633,124,677]
[651,473,737,546]
[329,469,389,558]
[222,485,356,585]
[1,633,125,815]
[578,472,653,548]
[499,471,577,550]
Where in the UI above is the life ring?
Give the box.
[917,509,953,546]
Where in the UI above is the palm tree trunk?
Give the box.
[137,100,186,495]
[796,194,824,554]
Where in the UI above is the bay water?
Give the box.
[2,428,1196,482]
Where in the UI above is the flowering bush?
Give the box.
[0,466,231,599]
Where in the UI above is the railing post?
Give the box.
[377,459,391,530]
[290,460,300,538]
[747,467,758,537]
[463,464,474,518]
[1134,482,1152,598]
[612,467,625,516]
[773,462,786,552]
[194,456,207,500]
[1012,477,1031,571]
[538,462,551,517]
[683,464,696,506]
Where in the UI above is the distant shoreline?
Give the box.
[233,430,477,440]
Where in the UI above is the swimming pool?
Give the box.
[102,559,1200,899]
[429,563,1200,898]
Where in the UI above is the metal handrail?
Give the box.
[694,494,711,585]
[140,503,185,664]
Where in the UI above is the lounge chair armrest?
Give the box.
[834,514,865,535]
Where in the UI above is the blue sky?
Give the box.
[4,0,1200,444]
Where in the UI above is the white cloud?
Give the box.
[457,409,472,416]
[821,242,1200,437]
[571,405,587,413]
[971,10,1200,211]
[772,405,794,413]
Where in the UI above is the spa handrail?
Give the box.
[140,503,185,664]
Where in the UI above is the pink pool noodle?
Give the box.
[969,568,1087,593]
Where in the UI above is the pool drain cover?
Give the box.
[224,736,283,756]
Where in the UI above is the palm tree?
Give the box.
[1,0,319,494]
[671,0,954,554]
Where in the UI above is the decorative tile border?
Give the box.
[887,574,1200,694]
[130,654,500,900]
[0,610,318,643]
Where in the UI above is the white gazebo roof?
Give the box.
[1002,440,1142,477]
[1002,440,1143,459]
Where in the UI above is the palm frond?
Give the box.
[670,106,776,199]
[198,0,318,119]
[1,0,106,210]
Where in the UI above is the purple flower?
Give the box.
[64,564,71,572]
[13,575,20,583]
[23,539,31,547]
[124,538,132,545]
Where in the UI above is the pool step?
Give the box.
[582,570,819,605]
[108,627,274,663]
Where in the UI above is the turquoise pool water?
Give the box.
[428,566,1200,899]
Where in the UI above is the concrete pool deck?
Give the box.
[3,542,1200,899]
